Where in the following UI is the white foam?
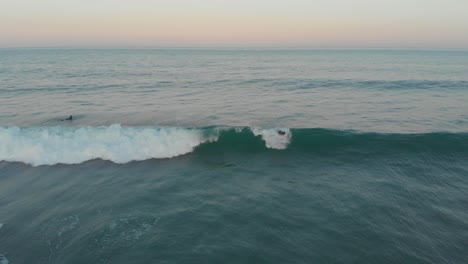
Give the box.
[0,125,291,166]
[0,255,8,264]
[0,125,215,166]
[252,128,291,149]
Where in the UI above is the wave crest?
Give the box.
[1,125,466,166]
[0,125,212,166]
[0,125,290,166]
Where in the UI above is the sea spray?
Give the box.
[0,125,211,166]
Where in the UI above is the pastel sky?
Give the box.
[2,0,468,49]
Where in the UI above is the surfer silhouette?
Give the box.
[60,115,73,121]
[277,130,286,135]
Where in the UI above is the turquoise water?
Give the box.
[0,49,467,263]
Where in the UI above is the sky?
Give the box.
[1,0,468,49]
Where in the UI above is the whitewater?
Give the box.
[0,125,292,166]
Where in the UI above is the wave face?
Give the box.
[1,125,467,166]
[0,125,290,166]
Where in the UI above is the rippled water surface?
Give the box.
[1,49,468,131]
[0,49,467,264]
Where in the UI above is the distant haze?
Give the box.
[2,0,468,49]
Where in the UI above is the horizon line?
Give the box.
[1,46,468,52]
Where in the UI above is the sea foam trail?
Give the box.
[0,125,290,166]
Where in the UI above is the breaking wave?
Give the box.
[0,125,290,166]
[1,125,466,166]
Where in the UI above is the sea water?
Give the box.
[0,49,467,263]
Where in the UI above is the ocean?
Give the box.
[0,49,467,263]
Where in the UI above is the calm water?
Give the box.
[0,49,467,263]
[1,49,468,131]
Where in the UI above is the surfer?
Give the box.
[277,130,286,135]
[60,115,73,121]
